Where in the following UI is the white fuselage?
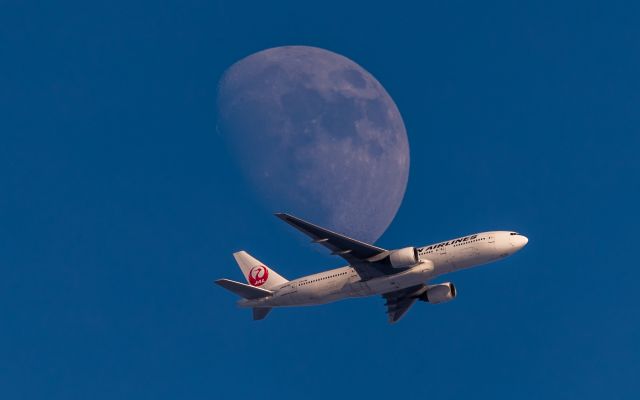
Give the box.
[239,231,528,309]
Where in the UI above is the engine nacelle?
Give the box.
[419,282,457,304]
[389,247,419,268]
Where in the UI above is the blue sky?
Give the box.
[1,1,639,399]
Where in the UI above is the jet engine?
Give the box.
[389,247,419,268]
[419,282,457,304]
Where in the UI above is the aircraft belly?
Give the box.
[268,289,298,306]
[346,281,372,297]
[273,277,351,306]
[367,262,434,295]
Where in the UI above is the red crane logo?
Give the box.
[248,265,269,286]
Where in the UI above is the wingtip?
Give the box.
[275,213,299,224]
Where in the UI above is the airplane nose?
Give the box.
[511,235,528,249]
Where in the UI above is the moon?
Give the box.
[217,46,409,243]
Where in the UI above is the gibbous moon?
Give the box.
[217,46,409,243]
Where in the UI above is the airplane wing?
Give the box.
[275,213,396,279]
[383,284,427,323]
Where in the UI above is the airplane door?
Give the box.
[438,246,447,256]
[487,233,496,250]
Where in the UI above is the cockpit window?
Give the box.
[510,232,519,236]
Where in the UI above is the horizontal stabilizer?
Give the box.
[253,307,271,320]
[215,279,273,299]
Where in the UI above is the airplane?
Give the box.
[216,213,528,323]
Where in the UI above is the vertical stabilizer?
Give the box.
[232,251,288,290]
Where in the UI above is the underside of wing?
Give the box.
[275,213,395,279]
[275,213,385,260]
[252,307,271,320]
[383,284,427,323]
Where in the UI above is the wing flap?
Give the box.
[383,284,427,324]
[386,298,418,323]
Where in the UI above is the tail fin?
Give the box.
[233,251,288,290]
